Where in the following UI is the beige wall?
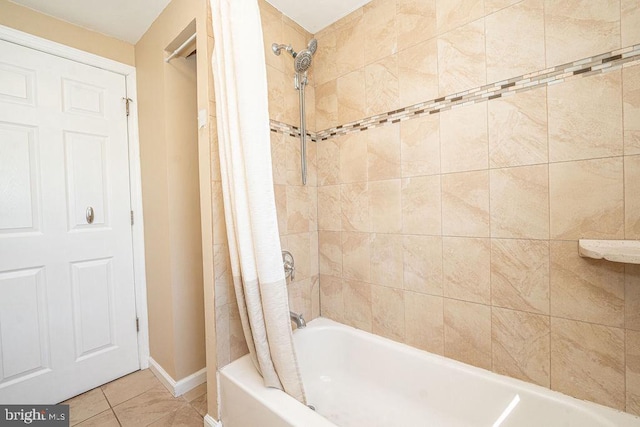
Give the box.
[314,0,640,416]
[0,0,134,65]
[135,0,209,383]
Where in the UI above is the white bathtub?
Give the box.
[219,318,640,427]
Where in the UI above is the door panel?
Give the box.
[0,39,139,404]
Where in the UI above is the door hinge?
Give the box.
[136,317,140,332]
[130,210,134,225]
[123,97,133,116]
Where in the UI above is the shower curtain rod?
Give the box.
[165,33,197,63]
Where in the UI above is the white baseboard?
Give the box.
[148,357,207,397]
[204,414,221,427]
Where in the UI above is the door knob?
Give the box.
[86,207,94,224]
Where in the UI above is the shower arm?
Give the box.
[295,72,308,185]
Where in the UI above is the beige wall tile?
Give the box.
[286,185,310,233]
[402,175,442,235]
[544,0,620,66]
[490,164,549,239]
[342,232,371,282]
[370,179,403,233]
[404,291,444,354]
[550,317,625,410]
[624,66,640,155]
[266,65,284,122]
[317,138,340,185]
[442,170,490,237]
[399,39,439,107]
[283,75,300,125]
[363,0,398,64]
[314,30,337,85]
[343,279,372,331]
[443,237,491,304]
[371,233,404,288]
[627,265,640,331]
[488,88,548,168]
[316,80,338,130]
[287,233,311,280]
[318,185,341,231]
[337,70,367,124]
[622,0,640,47]
[274,184,287,235]
[339,132,368,183]
[310,232,319,278]
[271,132,287,185]
[485,0,521,14]
[397,0,437,51]
[626,155,640,239]
[440,102,489,173]
[485,0,545,83]
[365,54,400,116]
[306,86,317,133]
[341,182,370,232]
[400,114,440,177]
[444,298,492,369]
[627,329,640,415]
[260,6,284,73]
[212,182,227,245]
[491,239,550,315]
[308,186,318,232]
[320,275,344,322]
[550,241,625,328]
[368,124,402,181]
[319,231,342,277]
[334,17,366,78]
[436,0,484,34]
[403,235,443,295]
[285,134,303,186]
[549,157,624,240]
[372,285,405,341]
[437,19,486,96]
[548,72,623,162]
[492,307,550,387]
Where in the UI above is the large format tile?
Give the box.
[367,124,401,181]
[342,232,371,282]
[341,183,370,232]
[319,231,342,277]
[437,19,486,96]
[75,409,119,427]
[549,157,624,240]
[626,155,640,239]
[334,15,365,78]
[363,0,397,64]
[441,170,490,237]
[436,0,484,34]
[440,102,488,173]
[622,0,640,47]
[627,265,640,331]
[102,369,161,408]
[401,175,442,235]
[624,66,640,155]
[404,292,444,354]
[398,39,439,107]
[492,307,550,387]
[403,235,443,296]
[343,279,373,331]
[444,298,492,370]
[318,185,341,231]
[490,164,549,239]
[443,237,491,304]
[485,0,545,83]
[547,72,623,162]
[627,330,640,416]
[337,70,366,124]
[488,82,548,168]
[316,80,338,130]
[491,239,549,315]
[370,233,403,288]
[550,241,625,328]
[148,404,203,427]
[113,385,186,427]
[400,114,440,177]
[320,275,344,322]
[339,132,368,183]
[365,55,400,116]
[64,388,110,426]
[544,0,620,66]
[397,0,437,50]
[316,138,340,185]
[550,318,625,410]
[372,285,405,341]
[369,179,402,233]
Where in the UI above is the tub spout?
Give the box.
[290,311,306,328]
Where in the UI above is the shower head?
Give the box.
[307,38,317,55]
[294,49,313,73]
[272,43,292,56]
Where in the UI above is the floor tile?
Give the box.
[148,405,203,427]
[63,388,110,426]
[75,409,120,427]
[181,383,206,403]
[113,385,186,427]
[189,393,207,417]
[102,369,161,407]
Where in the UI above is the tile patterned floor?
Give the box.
[62,370,207,426]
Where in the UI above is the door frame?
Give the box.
[0,24,150,370]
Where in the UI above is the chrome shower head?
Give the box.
[272,43,292,56]
[307,38,317,55]
[294,49,313,73]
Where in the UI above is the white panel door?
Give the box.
[0,39,139,404]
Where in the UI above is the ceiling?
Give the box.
[9,0,371,44]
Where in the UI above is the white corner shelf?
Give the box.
[578,240,640,264]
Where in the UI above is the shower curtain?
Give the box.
[209,0,307,404]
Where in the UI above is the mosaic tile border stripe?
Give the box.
[270,44,640,142]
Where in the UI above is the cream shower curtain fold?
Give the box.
[209,0,307,404]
